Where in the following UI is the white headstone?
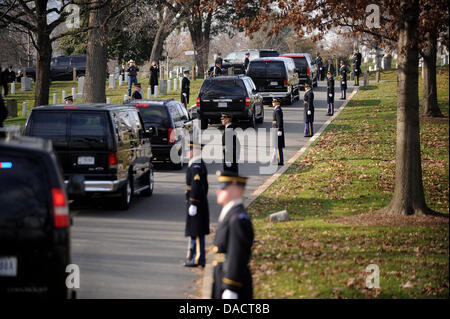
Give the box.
[106,98,111,104]
[119,76,123,87]
[53,93,57,104]
[109,74,115,89]
[124,94,128,102]
[169,71,173,79]
[173,77,178,91]
[125,72,128,83]
[147,88,151,99]
[11,82,15,95]
[21,77,31,91]
[179,77,183,90]
[22,102,27,117]
[62,90,66,103]
[154,86,159,98]
[167,79,171,92]
[78,76,85,94]
[71,88,76,99]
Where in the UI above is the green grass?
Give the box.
[248,68,449,298]
[4,77,204,128]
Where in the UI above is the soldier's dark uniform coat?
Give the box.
[185,160,210,237]
[181,76,190,105]
[340,65,348,91]
[222,123,240,173]
[212,203,254,299]
[272,105,285,148]
[303,89,315,123]
[327,76,335,104]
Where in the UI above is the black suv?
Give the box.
[0,135,74,298]
[221,49,280,75]
[280,53,318,88]
[197,75,264,129]
[26,55,87,81]
[124,99,191,170]
[247,57,300,105]
[24,104,154,210]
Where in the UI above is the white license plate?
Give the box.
[218,102,227,108]
[270,81,278,86]
[78,156,95,165]
[0,257,17,277]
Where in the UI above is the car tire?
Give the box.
[256,107,264,124]
[249,112,256,128]
[285,93,293,105]
[141,165,154,197]
[118,175,133,210]
[200,118,208,130]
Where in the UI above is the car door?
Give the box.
[246,78,263,116]
[128,109,148,188]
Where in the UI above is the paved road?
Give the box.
[70,81,355,298]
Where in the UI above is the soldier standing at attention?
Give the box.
[339,60,349,100]
[244,52,250,73]
[212,170,254,299]
[272,98,285,165]
[215,52,223,69]
[131,83,143,100]
[184,141,209,268]
[314,52,323,82]
[181,70,190,107]
[221,112,240,174]
[352,50,362,86]
[303,82,315,137]
[326,71,335,116]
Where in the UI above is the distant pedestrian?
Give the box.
[215,52,223,68]
[244,52,250,73]
[272,98,285,165]
[181,70,190,107]
[314,52,323,83]
[126,59,139,97]
[326,71,335,116]
[212,170,254,299]
[339,60,349,99]
[303,82,314,137]
[184,141,210,268]
[352,50,362,86]
[64,96,74,104]
[149,61,159,95]
[131,83,143,100]
[221,112,239,174]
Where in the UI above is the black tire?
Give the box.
[248,111,256,128]
[285,93,293,105]
[200,118,208,130]
[118,175,133,210]
[256,107,264,124]
[141,165,154,197]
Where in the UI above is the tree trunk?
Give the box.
[378,0,435,215]
[83,3,109,103]
[421,32,443,117]
[34,31,52,107]
[189,12,212,78]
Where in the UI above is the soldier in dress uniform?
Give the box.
[352,50,362,86]
[303,82,314,137]
[221,112,240,174]
[131,83,143,100]
[326,71,335,116]
[208,62,223,77]
[272,98,285,165]
[184,140,209,268]
[212,170,254,299]
[314,52,323,82]
[339,61,349,100]
[181,70,190,107]
[215,52,223,69]
[64,95,74,104]
[244,52,250,73]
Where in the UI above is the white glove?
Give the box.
[188,205,197,216]
[225,161,232,167]
[307,110,311,115]
[183,93,187,97]
[277,131,282,136]
[222,289,238,299]
[329,93,333,97]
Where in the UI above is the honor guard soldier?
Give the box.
[215,52,223,69]
[208,62,223,77]
[352,50,362,86]
[339,61,349,100]
[181,70,191,107]
[303,82,315,137]
[221,113,240,174]
[184,141,210,268]
[314,52,323,82]
[272,98,285,165]
[212,170,254,299]
[244,52,250,73]
[326,72,335,116]
[131,83,143,100]
[64,95,74,104]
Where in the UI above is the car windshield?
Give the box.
[200,79,247,97]
[0,153,49,225]
[136,104,170,126]
[248,61,285,78]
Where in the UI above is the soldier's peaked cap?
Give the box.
[216,170,248,189]
[220,112,232,119]
[272,97,281,102]
[65,95,73,101]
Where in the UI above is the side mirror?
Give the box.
[67,175,85,195]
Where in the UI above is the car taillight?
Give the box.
[196,97,200,106]
[168,128,176,144]
[307,66,310,75]
[283,80,288,87]
[108,153,118,166]
[52,188,69,228]
[245,97,250,106]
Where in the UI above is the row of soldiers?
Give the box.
[313,50,362,86]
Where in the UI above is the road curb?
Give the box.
[200,87,359,299]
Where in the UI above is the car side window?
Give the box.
[117,111,135,141]
[168,104,180,123]
[242,79,253,96]
[176,102,189,121]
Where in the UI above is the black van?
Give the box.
[280,53,318,88]
[0,136,73,298]
[221,49,280,75]
[26,55,87,81]
[197,75,264,129]
[124,99,191,170]
[24,104,154,210]
[246,57,300,105]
